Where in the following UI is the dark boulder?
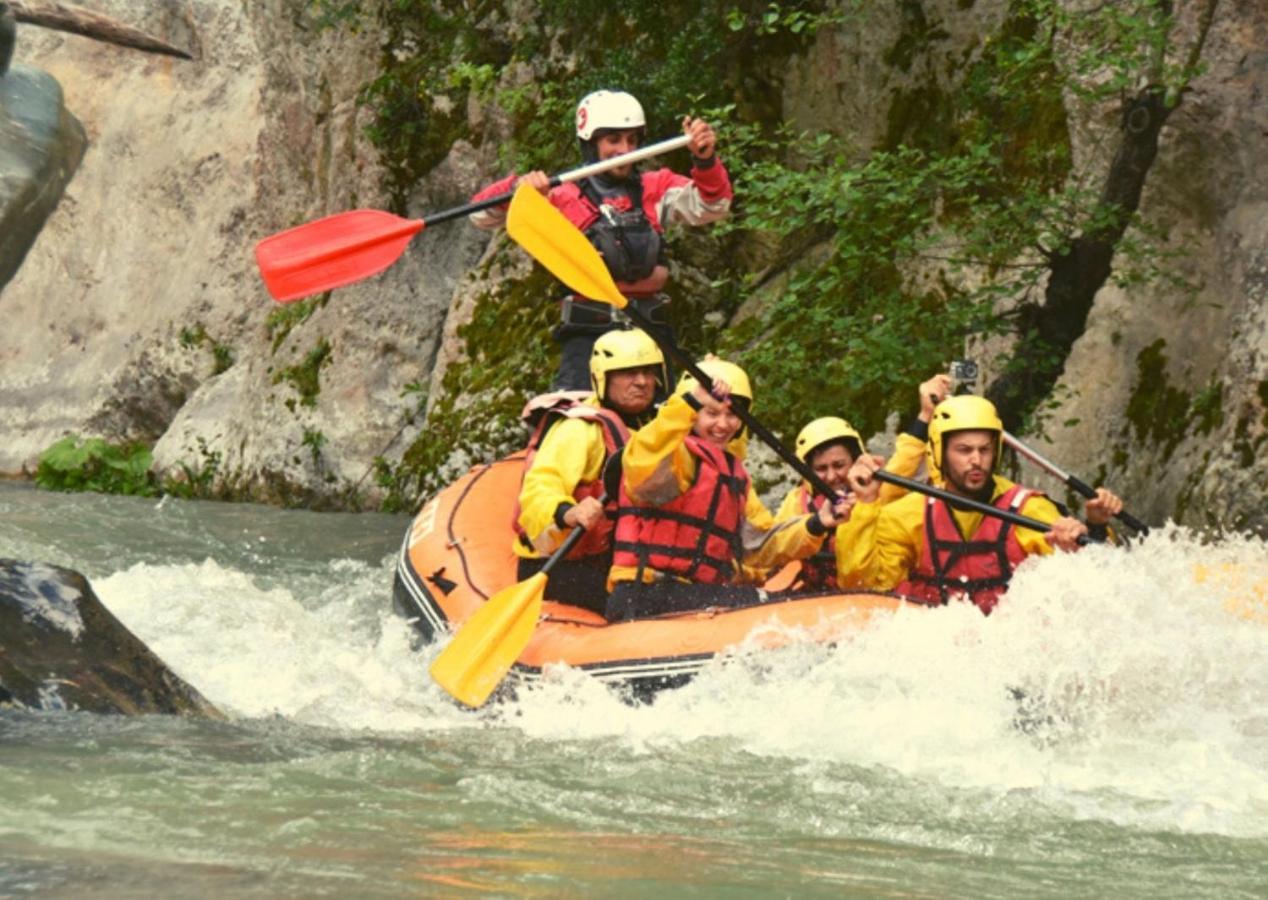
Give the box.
[2,3,14,75]
[0,558,221,716]
[0,61,86,294]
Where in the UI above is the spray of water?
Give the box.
[93,524,1267,837]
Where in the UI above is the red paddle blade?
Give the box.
[254,209,425,302]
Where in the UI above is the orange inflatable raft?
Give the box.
[392,453,910,698]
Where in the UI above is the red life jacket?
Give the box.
[512,393,630,561]
[612,436,749,585]
[896,484,1036,615]
[796,486,838,591]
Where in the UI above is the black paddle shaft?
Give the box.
[619,306,839,500]
[427,134,692,228]
[1003,432,1147,534]
[869,470,1086,543]
[1063,473,1149,535]
[538,492,606,577]
[423,179,563,229]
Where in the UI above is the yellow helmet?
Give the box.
[674,358,754,407]
[927,395,1003,475]
[589,328,666,401]
[795,416,864,463]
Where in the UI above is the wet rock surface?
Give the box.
[0,60,85,293]
[0,558,221,716]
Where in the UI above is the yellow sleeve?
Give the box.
[737,485,825,579]
[516,417,606,554]
[837,492,925,591]
[1013,492,1064,557]
[621,393,698,504]
[773,486,806,523]
[877,432,927,504]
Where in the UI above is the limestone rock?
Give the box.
[0,0,487,508]
[0,557,221,716]
[1010,4,1268,535]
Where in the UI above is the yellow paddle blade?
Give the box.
[429,572,547,708]
[506,183,628,308]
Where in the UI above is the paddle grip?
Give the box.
[538,493,606,577]
[871,470,1089,546]
[1062,474,1148,535]
[620,306,840,502]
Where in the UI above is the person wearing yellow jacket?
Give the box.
[773,374,953,590]
[514,328,666,612]
[837,395,1123,614]
[605,358,852,621]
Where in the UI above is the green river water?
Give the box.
[1,482,1265,898]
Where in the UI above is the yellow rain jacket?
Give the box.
[835,474,1065,591]
[515,396,623,559]
[609,394,827,587]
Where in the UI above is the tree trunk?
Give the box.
[987,0,1219,431]
[988,86,1175,430]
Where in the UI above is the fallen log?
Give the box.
[9,0,192,61]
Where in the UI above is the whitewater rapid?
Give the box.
[92,523,1267,841]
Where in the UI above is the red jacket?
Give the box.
[612,435,748,584]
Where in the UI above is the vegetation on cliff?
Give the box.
[320,0,1215,511]
[35,0,1217,509]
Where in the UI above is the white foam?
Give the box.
[90,524,1267,838]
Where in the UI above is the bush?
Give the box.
[36,436,158,496]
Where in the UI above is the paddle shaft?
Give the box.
[870,469,1088,544]
[539,493,605,577]
[425,135,692,228]
[618,305,840,500]
[1003,432,1148,534]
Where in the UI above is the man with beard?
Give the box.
[838,395,1122,614]
[469,89,732,390]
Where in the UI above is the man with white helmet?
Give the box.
[773,374,950,590]
[840,395,1123,614]
[604,358,851,620]
[512,328,667,611]
[469,89,732,390]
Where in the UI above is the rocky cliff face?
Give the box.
[1,1,1264,534]
[762,0,1267,535]
[1003,3,1268,534]
[1,0,487,508]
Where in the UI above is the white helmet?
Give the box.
[575,90,646,141]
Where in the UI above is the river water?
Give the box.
[0,481,1264,897]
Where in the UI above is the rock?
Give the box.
[0,61,85,293]
[1011,5,1268,534]
[0,0,478,508]
[0,557,221,716]
[1,3,14,75]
